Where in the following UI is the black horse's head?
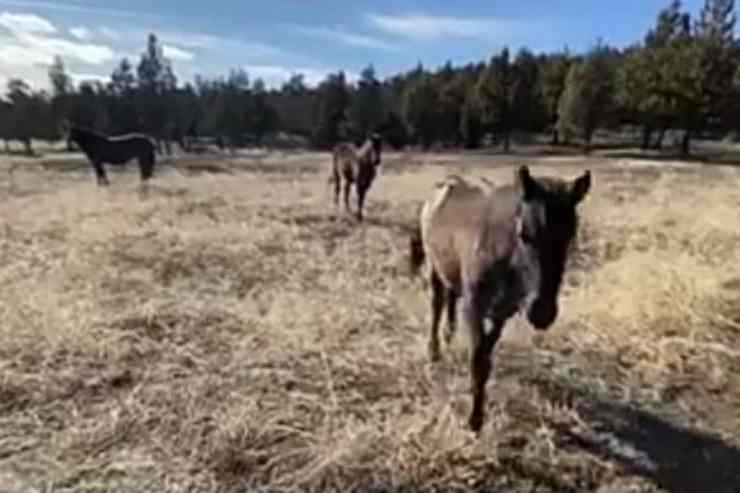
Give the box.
[515,165,591,330]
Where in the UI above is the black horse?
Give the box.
[66,125,158,186]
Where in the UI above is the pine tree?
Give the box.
[402,74,440,149]
[475,47,518,151]
[557,42,617,150]
[47,56,73,142]
[312,71,351,149]
[348,64,384,139]
[540,51,571,144]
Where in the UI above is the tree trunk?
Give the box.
[681,129,691,157]
[3,139,9,153]
[653,128,666,150]
[583,130,593,154]
[550,128,559,146]
[503,131,510,152]
[641,125,653,151]
[23,139,33,156]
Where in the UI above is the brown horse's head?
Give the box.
[515,165,591,330]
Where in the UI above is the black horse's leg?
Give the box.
[93,161,109,186]
[464,288,503,433]
[139,152,155,182]
[428,269,445,362]
[444,289,459,345]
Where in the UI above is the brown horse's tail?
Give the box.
[409,202,425,276]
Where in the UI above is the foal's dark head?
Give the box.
[515,165,591,330]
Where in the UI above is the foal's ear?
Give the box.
[517,165,538,201]
[570,170,591,205]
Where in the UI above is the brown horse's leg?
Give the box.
[356,184,367,222]
[444,289,459,345]
[464,290,502,433]
[333,172,341,208]
[343,181,352,214]
[428,270,445,362]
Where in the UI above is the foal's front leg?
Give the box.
[428,271,445,362]
[444,289,459,346]
[464,290,503,433]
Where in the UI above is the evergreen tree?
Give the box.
[540,51,571,144]
[475,47,518,151]
[312,71,350,149]
[557,42,617,150]
[348,64,384,139]
[402,74,440,149]
[47,56,73,143]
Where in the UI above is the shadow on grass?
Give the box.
[529,376,740,493]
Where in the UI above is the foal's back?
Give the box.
[424,182,520,291]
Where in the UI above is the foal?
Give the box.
[330,133,383,221]
[409,166,591,432]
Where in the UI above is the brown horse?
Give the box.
[329,134,383,221]
[409,166,591,432]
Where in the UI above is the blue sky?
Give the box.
[0,0,708,90]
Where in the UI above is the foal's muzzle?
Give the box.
[527,299,558,330]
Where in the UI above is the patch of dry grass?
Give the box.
[1,151,740,492]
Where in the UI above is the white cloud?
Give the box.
[26,33,114,64]
[69,26,90,40]
[163,44,194,62]
[294,25,399,51]
[99,26,120,41]
[0,0,158,20]
[153,30,281,58]
[366,13,528,42]
[0,11,116,91]
[69,71,109,85]
[0,11,55,33]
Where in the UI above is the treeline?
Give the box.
[0,0,739,156]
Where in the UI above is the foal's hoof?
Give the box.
[428,342,441,363]
[468,412,484,433]
[444,331,455,346]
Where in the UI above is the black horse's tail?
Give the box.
[409,202,425,276]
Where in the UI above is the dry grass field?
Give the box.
[1,147,740,492]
